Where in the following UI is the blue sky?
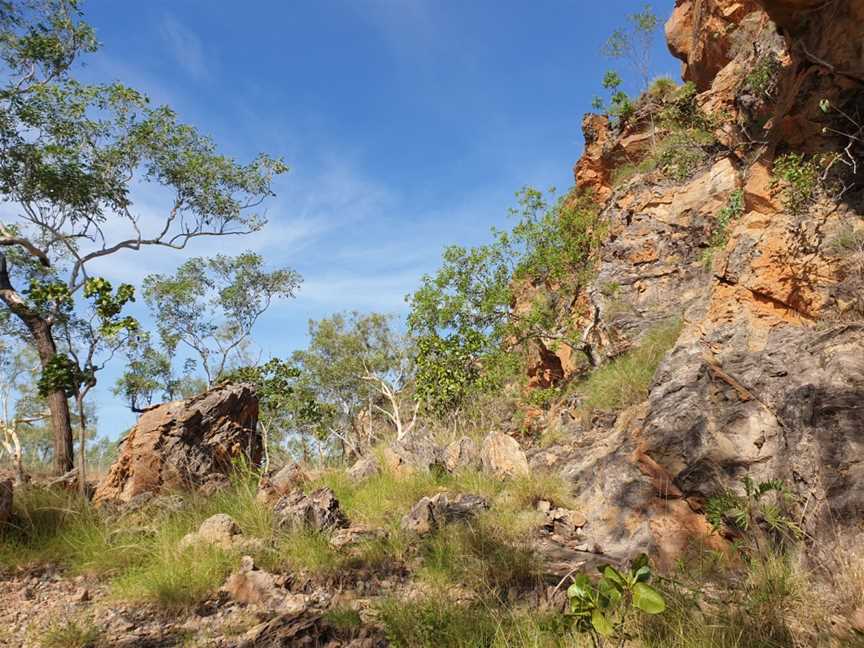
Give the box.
[77,0,679,435]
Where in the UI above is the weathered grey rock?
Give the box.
[94,383,260,504]
[329,525,387,551]
[381,432,445,475]
[256,463,307,504]
[400,492,489,536]
[643,324,864,549]
[0,478,12,525]
[480,432,529,479]
[273,487,348,533]
[347,456,380,481]
[179,513,265,553]
[444,436,480,472]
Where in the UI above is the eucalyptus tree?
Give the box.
[141,251,301,387]
[0,1,288,473]
[47,277,138,490]
[293,311,407,457]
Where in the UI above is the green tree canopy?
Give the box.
[141,251,300,387]
[407,187,603,414]
[0,1,289,473]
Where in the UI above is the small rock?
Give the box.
[256,463,308,503]
[480,432,529,478]
[347,456,379,482]
[73,587,90,603]
[223,556,291,610]
[401,492,489,537]
[329,525,387,551]
[180,513,241,551]
[273,487,348,533]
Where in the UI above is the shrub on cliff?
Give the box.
[407,187,604,415]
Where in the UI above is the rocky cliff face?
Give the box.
[528,0,864,566]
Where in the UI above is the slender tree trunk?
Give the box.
[76,393,87,496]
[0,255,74,475]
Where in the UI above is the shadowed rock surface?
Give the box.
[273,487,348,533]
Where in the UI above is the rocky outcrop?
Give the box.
[401,492,489,536]
[522,0,864,569]
[93,384,260,504]
[480,432,529,479]
[273,487,348,533]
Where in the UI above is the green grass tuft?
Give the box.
[577,318,683,412]
[40,619,102,648]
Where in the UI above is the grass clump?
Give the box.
[40,619,102,648]
[576,318,682,412]
[419,513,540,594]
[322,605,363,631]
[378,597,576,648]
[647,76,678,100]
[111,542,237,610]
[654,130,712,182]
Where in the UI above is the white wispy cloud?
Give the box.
[159,14,208,80]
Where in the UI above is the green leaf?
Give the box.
[567,574,592,600]
[591,609,615,637]
[602,565,626,589]
[633,565,651,582]
[632,582,666,614]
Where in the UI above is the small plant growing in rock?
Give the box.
[709,189,746,248]
[772,153,822,216]
[742,52,781,99]
[593,70,634,124]
[706,476,803,560]
[566,553,666,647]
[654,131,709,182]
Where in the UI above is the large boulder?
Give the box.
[480,432,529,479]
[93,384,260,505]
[273,487,348,533]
